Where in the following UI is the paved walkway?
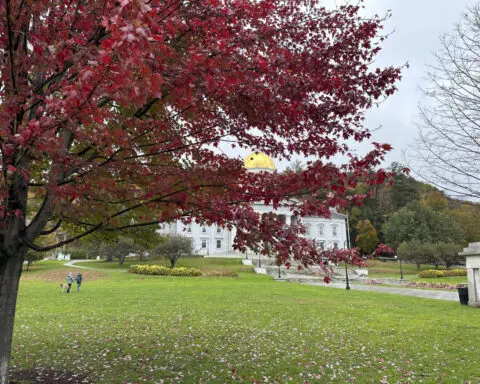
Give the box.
[63,259,104,270]
[280,273,459,301]
[308,281,459,301]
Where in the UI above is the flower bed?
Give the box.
[129,265,202,276]
[418,269,466,278]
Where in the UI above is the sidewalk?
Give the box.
[280,273,459,301]
[310,281,458,301]
[64,259,101,270]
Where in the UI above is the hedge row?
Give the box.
[418,269,467,278]
[129,265,202,276]
[68,250,89,260]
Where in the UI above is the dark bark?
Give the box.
[118,254,126,267]
[170,258,175,268]
[0,250,26,384]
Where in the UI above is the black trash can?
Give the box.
[457,285,469,305]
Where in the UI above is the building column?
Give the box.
[285,215,291,226]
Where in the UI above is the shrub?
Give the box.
[418,268,466,278]
[69,250,88,260]
[129,265,202,276]
[418,270,443,278]
[444,268,467,277]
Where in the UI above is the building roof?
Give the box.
[244,152,276,171]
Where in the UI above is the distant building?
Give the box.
[159,153,348,255]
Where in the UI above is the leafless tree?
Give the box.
[412,4,480,200]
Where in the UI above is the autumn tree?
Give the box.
[153,235,192,268]
[355,220,379,255]
[0,1,401,381]
[450,204,480,244]
[412,4,480,200]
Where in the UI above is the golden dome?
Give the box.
[244,152,276,170]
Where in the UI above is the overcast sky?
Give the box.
[360,0,477,168]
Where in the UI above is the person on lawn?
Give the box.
[76,272,83,292]
[66,272,74,293]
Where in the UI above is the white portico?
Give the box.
[159,153,348,255]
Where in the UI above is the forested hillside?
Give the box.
[347,163,480,266]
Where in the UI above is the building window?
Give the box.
[305,224,311,236]
[216,227,221,233]
[291,216,298,226]
[318,224,324,236]
[318,240,325,250]
[201,239,207,249]
[333,242,339,249]
[216,239,222,249]
[186,223,192,233]
[201,226,207,233]
[331,225,337,237]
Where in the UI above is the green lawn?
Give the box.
[11,259,480,383]
[365,260,468,285]
[366,260,431,278]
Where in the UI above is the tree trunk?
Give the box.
[118,255,126,267]
[170,258,175,268]
[0,253,25,384]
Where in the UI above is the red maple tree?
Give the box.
[0,0,400,381]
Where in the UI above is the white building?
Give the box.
[159,153,348,256]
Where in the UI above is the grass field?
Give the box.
[10,258,479,383]
[365,260,468,286]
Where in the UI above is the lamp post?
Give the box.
[344,260,351,290]
[399,254,404,280]
[343,240,350,290]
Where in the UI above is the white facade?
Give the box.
[158,220,235,256]
[159,204,348,256]
[159,153,348,256]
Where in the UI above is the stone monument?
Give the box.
[459,242,480,307]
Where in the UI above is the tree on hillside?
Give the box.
[413,4,480,200]
[153,235,193,268]
[347,163,420,243]
[355,220,379,255]
[389,163,421,211]
[382,202,464,249]
[450,204,480,244]
[0,1,401,381]
[419,187,448,211]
